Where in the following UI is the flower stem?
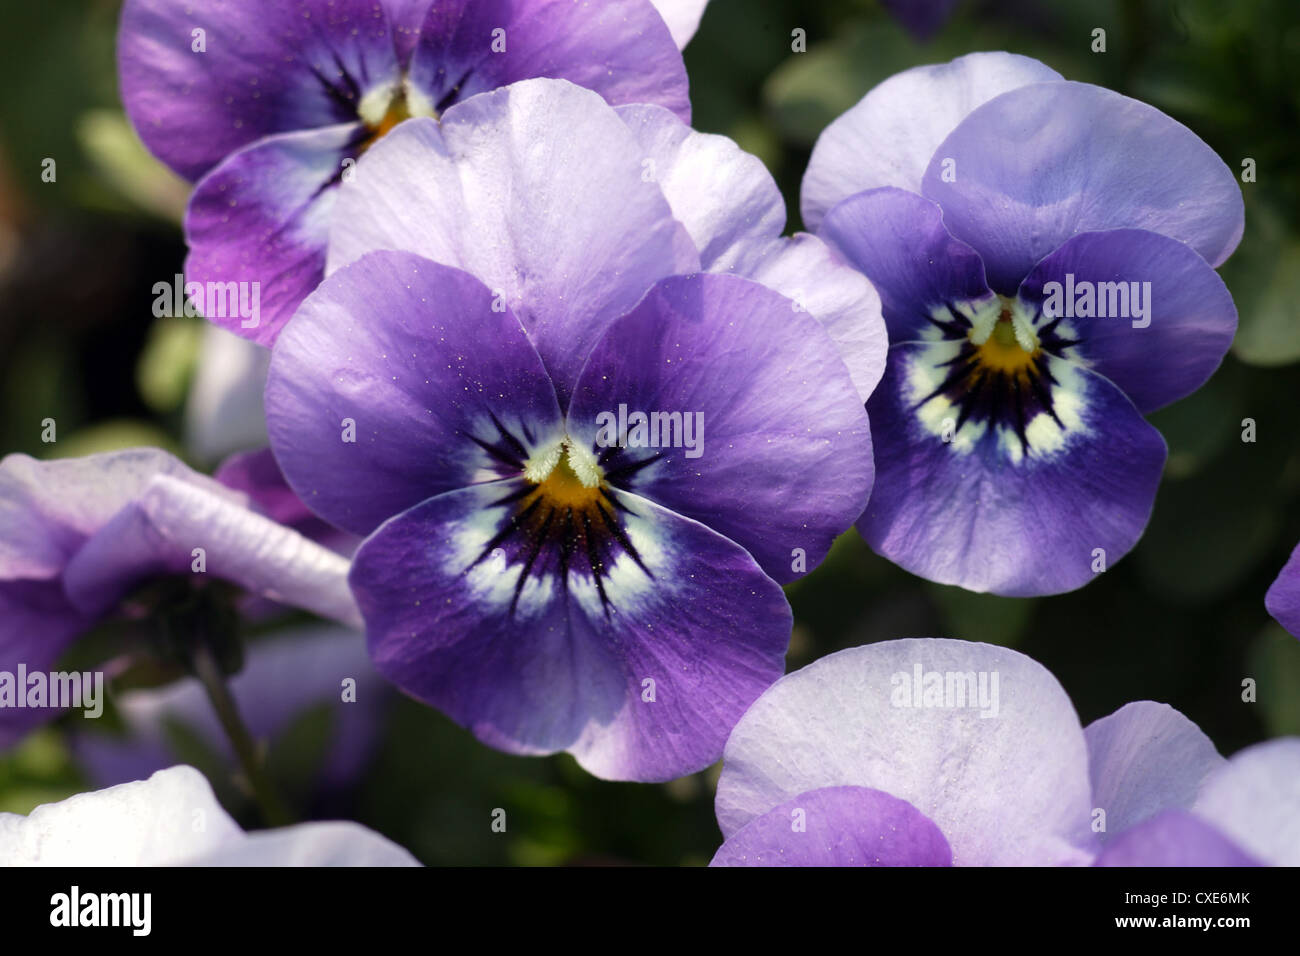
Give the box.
[191,640,293,828]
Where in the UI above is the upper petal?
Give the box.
[922,81,1244,293]
[801,52,1062,230]
[566,273,874,584]
[326,79,699,407]
[648,0,709,48]
[408,0,689,120]
[1017,228,1237,413]
[1084,701,1224,844]
[350,478,791,782]
[265,251,565,536]
[118,0,403,180]
[710,786,953,867]
[1193,737,1300,866]
[714,638,1095,866]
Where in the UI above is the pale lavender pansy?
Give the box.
[712,638,1290,866]
[118,0,693,344]
[0,765,417,866]
[265,78,881,782]
[804,52,1242,596]
[0,448,359,746]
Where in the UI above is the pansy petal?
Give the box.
[923,81,1245,293]
[710,786,952,867]
[408,0,689,120]
[191,820,419,866]
[118,0,402,180]
[60,473,361,628]
[185,123,365,346]
[266,251,564,536]
[616,104,785,267]
[185,325,271,463]
[649,0,709,48]
[710,232,888,401]
[1093,811,1261,867]
[715,639,1095,866]
[801,52,1062,230]
[862,344,1167,596]
[566,274,874,584]
[1193,738,1300,867]
[0,582,89,748]
[326,79,699,406]
[350,479,791,782]
[1018,229,1237,413]
[1265,540,1300,639]
[1085,701,1224,843]
[819,186,993,342]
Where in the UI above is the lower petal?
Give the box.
[710,786,952,867]
[862,342,1167,596]
[349,478,791,782]
[1094,811,1261,867]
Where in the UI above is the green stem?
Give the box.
[191,641,293,828]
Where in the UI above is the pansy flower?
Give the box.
[119,0,698,343]
[711,638,1297,866]
[0,447,359,746]
[1,765,417,866]
[803,52,1242,596]
[264,79,881,781]
[1266,539,1300,640]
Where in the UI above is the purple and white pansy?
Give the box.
[0,447,359,746]
[263,78,883,782]
[711,638,1299,867]
[118,0,698,343]
[804,52,1242,596]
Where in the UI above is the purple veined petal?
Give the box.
[74,625,386,795]
[408,0,689,121]
[880,0,959,40]
[1193,738,1300,866]
[648,0,709,48]
[801,52,1062,231]
[1084,701,1224,844]
[0,581,90,748]
[565,273,873,585]
[922,81,1245,294]
[709,232,888,402]
[615,104,785,268]
[819,186,994,343]
[710,786,953,867]
[1264,539,1300,639]
[184,123,366,346]
[60,473,361,629]
[862,342,1167,596]
[383,0,434,62]
[715,639,1096,866]
[1093,811,1262,867]
[325,79,700,407]
[0,449,196,580]
[118,0,403,181]
[0,765,419,866]
[350,478,791,782]
[214,448,357,554]
[1017,229,1237,413]
[266,251,566,536]
[184,325,271,463]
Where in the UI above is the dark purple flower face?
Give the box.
[803,53,1243,597]
[0,448,360,746]
[263,79,881,782]
[118,0,696,343]
[709,638,1296,866]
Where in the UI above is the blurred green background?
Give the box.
[1,0,1299,864]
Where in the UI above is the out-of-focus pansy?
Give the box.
[1265,539,1300,640]
[0,448,359,746]
[880,0,959,41]
[0,765,418,866]
[804,52,1242,596]
[118,0,695,343]
[711,639,1294,866]
[264,78,882,782]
